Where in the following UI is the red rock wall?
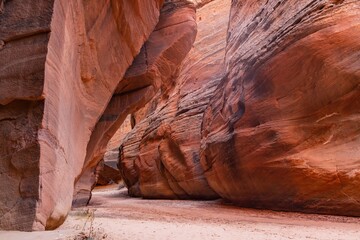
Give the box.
[1,0,360,232]
[40,0,164,230]
[0,0,164,231]
[120,0,360,217]
[119,0,230,199]
[0,0,54,231]
[72,0,197,206]
[201,0,360,216]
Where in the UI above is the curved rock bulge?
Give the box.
[201,0,360,216]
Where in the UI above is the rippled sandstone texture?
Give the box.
[201,0,360,216]
[119,0,230,199]
[1,0,360,233]
[120,0,360,216]
[0,0,163,231]
[73,0,197,206]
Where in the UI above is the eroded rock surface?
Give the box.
[0,0,53,231]
[1,0,360,232]
[0,0,163,231]
[201,0,360,216]
[74,0,198,203]
[119,0,230,199]
[42,0,164,228]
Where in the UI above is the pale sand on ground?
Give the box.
[1,185,360,240]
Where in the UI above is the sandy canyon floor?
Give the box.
[1,185,360,240]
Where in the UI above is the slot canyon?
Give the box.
[0,0,359,239]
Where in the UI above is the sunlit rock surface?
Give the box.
[0,0,163,230]
[201,0,360,216]
[73,0,197,206]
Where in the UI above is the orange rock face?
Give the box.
[119,0,230,199]
[201,0,360,216]
[1,0,360,232]
[73,0,198,206]
[0,0,163,231]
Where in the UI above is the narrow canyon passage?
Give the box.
[1,185,360,240]
[0,0,359,236]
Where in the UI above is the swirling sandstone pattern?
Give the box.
[119,0,230,199]
[72,0,197,206]
[0,0,163,231]
[201,0,360,216]
[1,0,359,232]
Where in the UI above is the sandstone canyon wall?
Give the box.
[119,0,230,199]
[201,0,360,216]
[1,0,360,232]
[0,0,164,231]
[120,0,360,216]
[72,0,198,206]
[0,0,54,231]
